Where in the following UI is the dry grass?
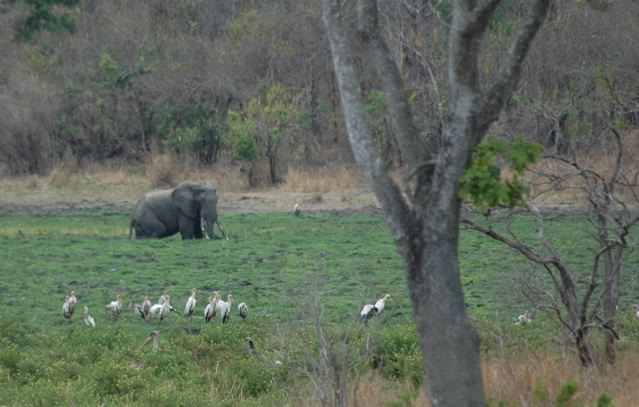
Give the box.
[296,349,639,406]
[483,348,639,406]
[279,165,366,193]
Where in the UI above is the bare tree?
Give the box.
[322,0,551,405]
[464,129,639,367]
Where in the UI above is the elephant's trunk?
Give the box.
[201,210,216,240]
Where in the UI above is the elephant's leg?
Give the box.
[177,212,197,239]
[138,214,169,239]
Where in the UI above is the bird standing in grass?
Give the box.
[63,291,77,320]
[359,303,377,322]
[632,304,639,319]
[204,295,218,323]
[217,294,234,324]
[184,288,197,320]
[106,294,123,319]
[238,302,249,321]
[374,294,390,315]
[150,295,171,322]
[159,291,178,313]
[142,296,152,317]
[244,336,255,354]
[140,331,159,352]
[514,312,531,326]
[294,203,301,216]
[83,306,95,328]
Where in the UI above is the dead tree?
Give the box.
[322,0,552,405]
[464,129,639,367]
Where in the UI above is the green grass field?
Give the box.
[1,210,638,405]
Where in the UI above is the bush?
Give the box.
[371,324,424,386]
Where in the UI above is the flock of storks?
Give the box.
[62,288,249,328]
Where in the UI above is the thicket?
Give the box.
[1,1,638,180]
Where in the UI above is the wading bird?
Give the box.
[294,203,301,216]
[238,302,249,321]
[106,294,123,318]
[359,303,377,322]
[244,336,255,354]
[184,288,197,320]
[142,296,152,316]
[632,304,639,319]
[217,294,235,324]
[374,294,390,315]
[63,291,77,320]
[140,331,159,352]
[150,295,171,322]
[204,295,218,323]
[83,306,95,328]
[514,312,532,326]
[159,291,178,313]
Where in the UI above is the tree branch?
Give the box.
[357,0,430,191]
[477,0,551,140]
[322,0,418,247]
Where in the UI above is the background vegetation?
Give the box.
[1,1,637,181]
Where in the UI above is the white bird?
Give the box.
[106,294,123,318]
[293,203,301,216]
[217,294,235,324]
[184,288,197,319]
[142,296,152,316]
[514,312,531,326]
[204,295,218,323]
[359,303,377,322]
[374,294,390,315]
[238,302,249,321]
[632,304,639,319]
[159,291,178,313]
[134,296,152,321]
[83,306,95,328]
[63,290,77,320]
[149,294,171,322]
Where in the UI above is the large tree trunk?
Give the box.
[322,0,551,404]
[411,207,485,405]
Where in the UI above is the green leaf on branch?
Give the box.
[460,137,542,214]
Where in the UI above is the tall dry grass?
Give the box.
[279,165,366,193]
[297,349,639,406]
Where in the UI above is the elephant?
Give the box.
[129,182,225,240]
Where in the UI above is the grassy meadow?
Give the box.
[1,210,639,406]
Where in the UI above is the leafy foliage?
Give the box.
[461,137,542,214]
[14,0,80,41]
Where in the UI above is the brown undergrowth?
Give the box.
[297,349,639,406]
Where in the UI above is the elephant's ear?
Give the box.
[172,183,201,219]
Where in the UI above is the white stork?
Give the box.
[374,294,390,315]
[63,290,77,320]
[184,288,197,320]
[83,306,96,328]
[514,311,532,326]
[217,294,235,324]
[106,294,123,318]
[238,302,249,321]
[204,295,218,323]
[359,303,377,322]
[142,296,152,317]
[294,203,301,216]
[150,294,171,322]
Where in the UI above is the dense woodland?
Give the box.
[1,0,638,183]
